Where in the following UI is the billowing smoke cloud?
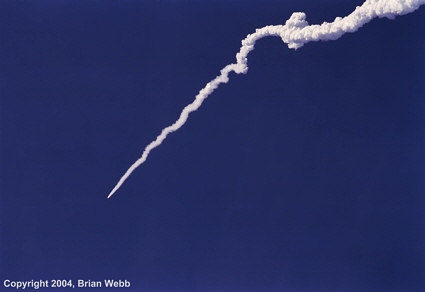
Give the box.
[107,0,424,198]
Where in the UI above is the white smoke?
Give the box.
[107,0,424,198]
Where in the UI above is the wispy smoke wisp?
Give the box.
[108,0,424,198]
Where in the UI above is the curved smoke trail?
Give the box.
[107,0,424,198]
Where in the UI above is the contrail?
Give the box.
[107,0,424,198]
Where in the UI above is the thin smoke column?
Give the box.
[107,0,424,198]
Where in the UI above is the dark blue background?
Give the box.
[1,0,424,291]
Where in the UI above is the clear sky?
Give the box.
[1,0,424,291]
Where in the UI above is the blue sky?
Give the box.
[1,1,424,291]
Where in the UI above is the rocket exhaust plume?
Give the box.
[107,0,424,198]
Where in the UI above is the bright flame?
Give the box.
[108,0,424,198]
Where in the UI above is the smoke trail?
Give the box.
[107,0,424,198]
